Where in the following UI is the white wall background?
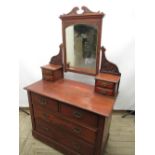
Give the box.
[19,0,134,110]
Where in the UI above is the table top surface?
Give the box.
[95,73,120,83]
[25,79,117,117]
[41,64,62,70]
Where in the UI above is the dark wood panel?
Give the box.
[27,91,36,129]
[95,87,114,96]
[35,120,94,155]
[60,104,98,128]
[31,92,58,113]
[33,106,97,144]
[41,64,63,82]
[42,69,53,75]
[33,130,80,155]
[42,74,54,81]
[95,79,115,89]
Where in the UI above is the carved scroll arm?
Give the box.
[100,47,121,75]
[49,44,63,65]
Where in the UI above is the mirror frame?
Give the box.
[60,6,104,75]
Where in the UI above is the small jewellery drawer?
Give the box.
[42,74,54,81]
[60,104,98,128]
[96,80,114,89]
[35,119,94,155]
[42,69,53,75]
[34,110,97,144]
[41,64,63,82]
[95,87,114,96]
[31,93,58,112]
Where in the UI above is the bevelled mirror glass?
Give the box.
[65,24,98,75]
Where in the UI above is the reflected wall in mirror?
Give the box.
[65,24,98,74]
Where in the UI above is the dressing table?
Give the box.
[25,6,121,155]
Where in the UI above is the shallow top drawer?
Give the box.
[31,93,58,112]
[96,79,115,89]
[60,104,98,128]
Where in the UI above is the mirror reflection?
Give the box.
[65,24,97,74]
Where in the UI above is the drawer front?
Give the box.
[34,109,97,144]
[53,69,63,79]
[35,119,94,155]
[31,93,58,112]
[60,104,98,128]
[96,80,114,89]
[42,69,53,75]
[42,74,54,81]
[95,87,114,96]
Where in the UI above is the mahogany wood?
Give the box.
[24,6,121,155]
[95,87,114,96]
[96,80,115,89]
[34,114,97,144]
[27,91,36,129]
[35,119,94,155]
[25,79,116,117]
[60,104,99,128]
[95,73,120,96]
[26,90,112,155]
[100,47,121,75]
[33,130,80,155]
[96,73,120,83]
[31,92,58,112]
[41,64,63,81]
[49,44,63,65]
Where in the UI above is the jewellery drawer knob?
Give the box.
[72,128,81,134]
[73,111,82,118]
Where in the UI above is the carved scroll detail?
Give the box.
[81,6,96,14]
[66,7,79,15]
[61,6,104,16]
[49,44,63,65]
[100,47,121,75]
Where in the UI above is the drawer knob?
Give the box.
[40,98,46,105]
[72,128,81,134]
[43,127,49,131]
[73,111,82,118]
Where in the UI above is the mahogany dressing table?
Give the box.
[25,6,121,155]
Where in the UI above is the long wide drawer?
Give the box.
[60,104,99,128]
[33,108,97,144]
[35,119,94,155]
[31,92,58,112]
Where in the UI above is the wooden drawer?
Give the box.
[31,93,58,112]
[42,69,53,75]
[60,104,98,128]
[42,74,54,81]
[96,80,114,89]
[95,87,114,96]
[35,119,94,155]
[41,66,63,82]
[34,109,97,144]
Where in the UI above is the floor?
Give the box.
[19,110,135,155]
